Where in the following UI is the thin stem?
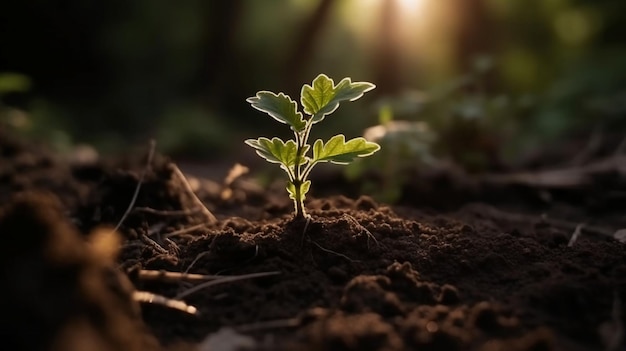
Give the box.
[112,140,156,233]
[292,130,307,219]
[301,122,313,145]
[281,164,296,182]
[301,160,318,181]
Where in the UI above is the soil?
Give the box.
[1,132,625,351]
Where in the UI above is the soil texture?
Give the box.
[1,133,625,351]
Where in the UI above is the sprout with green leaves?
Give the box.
[246,74,380,220]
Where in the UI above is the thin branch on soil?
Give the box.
[309,240,358,262]
[140,233,169,255]
[184,251,211,275]
[170,163,217,224]
[164,237,181,255]
[220,163,249,201]
[174,271,281,300]
[137,269,265,283]
[163,223,207,239]
[567,223,585,247]
[112,140,156,233]
[133,206,203,217]
[234,318,300,333]
[133,290,198,315]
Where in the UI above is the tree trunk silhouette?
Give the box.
[202,0,243,96]
[285,0,336,96]
[373,0,404,96]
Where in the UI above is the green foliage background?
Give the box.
[1,0,625,163]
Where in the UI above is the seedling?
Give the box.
[246,74,380,220]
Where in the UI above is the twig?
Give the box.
[175,271,280,300]
[133,290,198,315]
[140,233,169,255]
[170,163,217,224]
[112,140,156,232]
[220,163,250,201]
[567,223,585,247]
[184,251,211,275]
[163,237,180,255]
[163,223,207,239]
[138,269,259,283]
[134,207,203,217]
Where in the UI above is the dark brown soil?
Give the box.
[1,133,625,351]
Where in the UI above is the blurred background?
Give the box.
[1,0,625,175]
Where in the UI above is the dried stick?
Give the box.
[140,233,169,255]
[138,269,252,283]
[133,207,203,217]
[112,140,156,232]
[175,271,280,300]
[170,163,217,224]
[133,290,198,315]
[184,251,210,275]
[163,223,207,239]
[567,223,585,247]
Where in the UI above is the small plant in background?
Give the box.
[348,117,437,203]
[347,55,539,203]
[246,74,380,220]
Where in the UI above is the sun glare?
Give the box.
[346,0,428,35]
[398,0,425,12]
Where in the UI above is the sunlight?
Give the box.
[343,0,430,41]
[357,0,426,17]
[397,0,425,12]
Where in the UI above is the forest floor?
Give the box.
[1,133,625,351]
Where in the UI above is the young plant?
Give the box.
[245,74,380,220]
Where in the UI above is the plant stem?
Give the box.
[293,131,307,220]
[293,179,307,220]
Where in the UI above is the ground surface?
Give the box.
[1,133,625,351]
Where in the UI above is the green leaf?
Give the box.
[245,137,308,167]
[313,135,380,164]
[287,180,311,200]
[247,91,307,132]
[301,74,376,123]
